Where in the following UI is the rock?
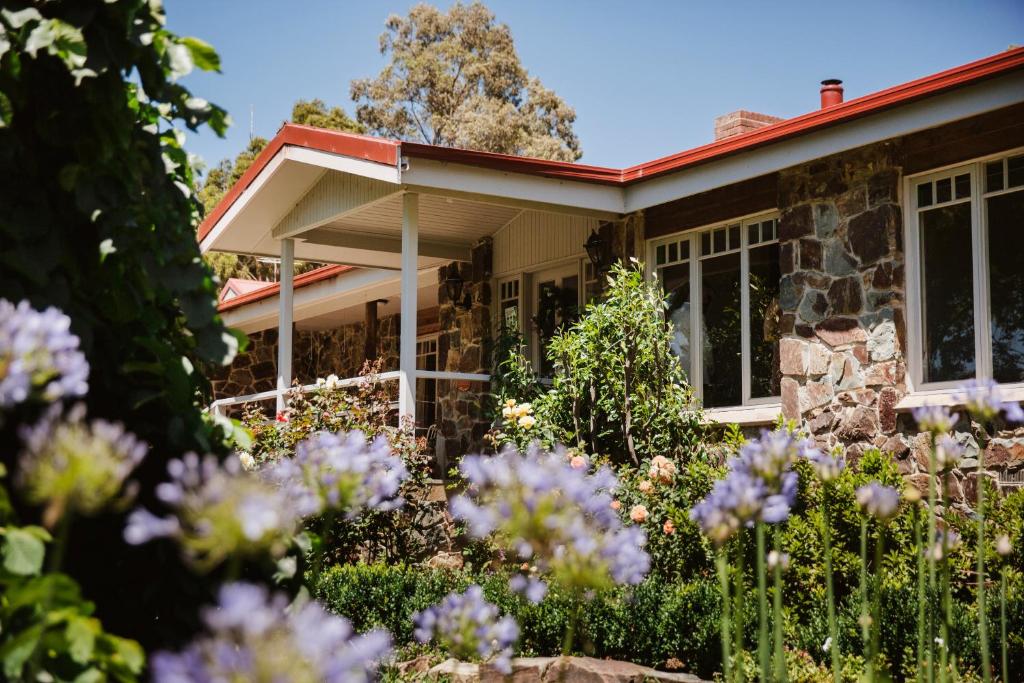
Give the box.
[808,343,831,376]
[779,204,814,241]
[814,202,838,238]
[781,377,800,419]
[908,472,932,496]
[863,360,900,386]
[867,320,897,362]
[985,437,1024,465]
[799,238,823,271]
[426,657,710,683]
[959,457,979,470]
[963,471,998,505]
[836,405,879,441]
[779,275,799,310]
[827,276,863,316]
[798,291,829,324]
[847,205,899,265]
[780,242,795,275]
[800,377,835,412]
[426,551,464,570]
[878,387,899,432]
[398,655,435,677]
[807,410,834,434]
[871,261,894,289]
[814,317,867,347]
[824,239,858,276]
[837,355,864,390]
[882,434,910,459]
[780,337,809,375]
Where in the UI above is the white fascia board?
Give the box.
[199,152,290,253]
[401,158,625,217]
[222,267,438,334]
[624,70,1024,212]
[283,146,401,184]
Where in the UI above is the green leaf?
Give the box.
[0,622,43,680]
[180,37,220,72]
[2,527,47,576]
[66,615,98,664]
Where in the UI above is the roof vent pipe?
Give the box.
[820,79,844,108]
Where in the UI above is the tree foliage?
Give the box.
[0,0,239,650]
[351,1,582,161]
[200,99,363,283]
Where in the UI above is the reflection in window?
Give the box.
[920,202,975,383]
[661,262,691,378]
[987,189,1024,383]
[701,251,742,408]
[749,243,782,398]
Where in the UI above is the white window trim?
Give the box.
[902,145,1024,403]
[646,209,782,418]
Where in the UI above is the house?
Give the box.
[201,47,1024,493]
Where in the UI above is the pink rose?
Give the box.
[638,480,654,495]
[570,455,587,470]
[663,519,676,535]
[629,504,648,523]
[610,499,622,511]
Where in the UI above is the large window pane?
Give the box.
[661,262,691,379]
[701,252,742,407]
[987,189,1024,383]
[749,243,781,398]
[920,203,975,383]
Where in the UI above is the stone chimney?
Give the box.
[714,110,784,141]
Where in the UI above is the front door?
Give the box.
[531,262,581,376]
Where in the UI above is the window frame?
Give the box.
[646,209,781,411]
[903,145,1024,394]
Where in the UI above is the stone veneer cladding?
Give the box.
[776,141,1023,506]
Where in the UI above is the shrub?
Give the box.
[242,362,448,566]
[490,262,707,466]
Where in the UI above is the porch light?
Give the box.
[444,269,472,310]
[584,230,607,271]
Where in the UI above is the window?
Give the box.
[498,278,521,330]
[908,150,1024,389]
[530,262,581,377]
[651,213,781,409]
[415,336,438,436]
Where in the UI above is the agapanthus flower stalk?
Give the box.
[413,585,518,674]
[452,446,650,598]
[17,403,147,528]
[151,582,391,682]
[124,452,304,570]
[261,430,408,519]
[0,298,89,407]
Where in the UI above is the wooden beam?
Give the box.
[300,227,472,262]
[364,300,379,361]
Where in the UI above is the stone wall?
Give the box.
[436,238,494,469]
[775,140,1024,504]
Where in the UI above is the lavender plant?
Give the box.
[806,449,846,682]
[151,582,392,682]
[855,482,900,680]
[0,298,89,407]
[413,585,519,674]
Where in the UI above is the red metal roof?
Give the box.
[217,264,352,313]
[203,47,1024,313]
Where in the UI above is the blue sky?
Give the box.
[170,1,1023,173]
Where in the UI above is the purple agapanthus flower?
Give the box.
[806,450,846,482]
[0,298,89,406]
[691,429,816,545]
[856,482,901,521]
[452,445,650,592]
[261,431,408,518]
[955,379,1024,423]
[16,402,147,520]
[912,403,958,435]
[509,574,548,604]
[124,452,305,570]
[413,585,518,674]
[151,582,391,683]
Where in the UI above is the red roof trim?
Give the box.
[197,126,399,242]
[200,47,1024,254]
[217,264,353,313]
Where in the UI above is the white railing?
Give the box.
[208,370,490,417]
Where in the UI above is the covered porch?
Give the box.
[199,125,625,457]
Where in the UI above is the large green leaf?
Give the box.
[1,527,47,576]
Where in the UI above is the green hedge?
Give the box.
[317,562,1023,680]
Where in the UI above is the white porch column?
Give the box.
[276,238,294,413]
[399,193,418,424]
